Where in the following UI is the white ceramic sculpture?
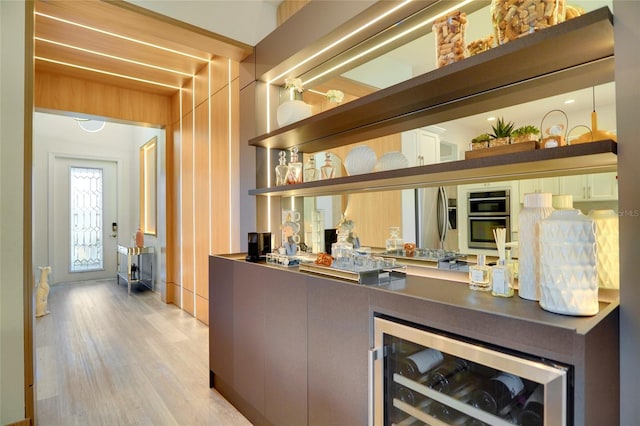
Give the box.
[35,266,52,317]
[539,210,598,316]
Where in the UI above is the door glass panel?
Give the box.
[70,166,103,272]
[385,333,553,426]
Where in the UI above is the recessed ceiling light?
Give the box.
[487,116,497,121]
[564,99,575,104]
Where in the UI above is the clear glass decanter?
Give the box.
[303,156,319,182]
[275,151,289,186]
[320,152,336,179]
[385,226,404,254]
[287,146,303,184]
[331,227,353,268]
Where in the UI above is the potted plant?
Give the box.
[470,133,491,150]
[489,117,514,147]
[511,124,541,144]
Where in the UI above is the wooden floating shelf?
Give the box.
[249,140,618,197]
[249,7,614,153]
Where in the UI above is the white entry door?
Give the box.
[52,157,118,284]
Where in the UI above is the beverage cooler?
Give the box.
[369,316,571,426]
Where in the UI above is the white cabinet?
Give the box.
[518,177,560,204]
[401,128,440,166]
[559,172,618,201]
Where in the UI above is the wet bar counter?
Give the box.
[208,254,619,426]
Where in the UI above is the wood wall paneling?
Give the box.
[210,57,229,98]
[196,295,209,326]
[167,119,182,303]
[210,87,231,254]
[182,79,195,116]
[34,71,171,125]
[277,0,311,26]
[182,288,195,315]
[194,102,210,305]
[180,108,195,306]
[171,91,181,126]
[229,76,241,253]
[194,64,209,109]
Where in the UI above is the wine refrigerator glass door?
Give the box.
[370,316,569,426]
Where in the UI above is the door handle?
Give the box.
[368,346,384,426]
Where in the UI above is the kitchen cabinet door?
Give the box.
[519,177,560,204]
[559,175,588,201]
[588,172,618,200]
[307,278,370,426]
[559,173,618,201]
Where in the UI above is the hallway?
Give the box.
[35,279,252,425]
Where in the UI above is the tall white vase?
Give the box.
[277,89,312,127]
[539,209,598,316]
[589,209,619,289]
[518,193,554,301]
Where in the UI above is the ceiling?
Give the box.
[34,0,258,96]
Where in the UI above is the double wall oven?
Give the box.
[467,189,511,250]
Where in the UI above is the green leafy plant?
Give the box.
[471,133,492,143]
[511,125,540,136]
[490,117,514,138]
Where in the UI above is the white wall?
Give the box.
[32,112,164,288]
[0,1,26,422]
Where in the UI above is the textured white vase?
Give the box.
[589,209,619,289]
[277,100,312,128]
[518,193,554,301]
[539,209,598,316]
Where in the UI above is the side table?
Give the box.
[117,245,154,295]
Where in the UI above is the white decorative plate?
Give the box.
[374,151,409,172]
[344,146,377,175]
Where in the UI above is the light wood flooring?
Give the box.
[35,279,252,426]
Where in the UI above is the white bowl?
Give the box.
[374,151,408,172]
[344,146,377,175]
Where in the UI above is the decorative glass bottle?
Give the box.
[287,146,303,184]
[491,259,514,297]
[135,227,144,248]
[385,226,404,254]
[303,155,319,182]
[320,152,336,179]
[275,151,289,186]
[518,192,554,301]
[331,227,353,268]
[469,254,491,291]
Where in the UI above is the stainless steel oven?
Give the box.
[467,190,511,250]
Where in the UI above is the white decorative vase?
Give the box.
[588,209,619,289]
[277,92,312,128]
[518,193,554,301]
[539,209,598,316]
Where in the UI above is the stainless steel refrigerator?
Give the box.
[415,186,450,251]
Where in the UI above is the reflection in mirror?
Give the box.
[140,137,157,236]
[272,0,615,254]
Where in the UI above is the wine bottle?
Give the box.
[396,384,426,406]
[430,401,466,423]
[469,372,524,415]
[426,358,471,394]
[399,348,444,379]
[517,384,544,426]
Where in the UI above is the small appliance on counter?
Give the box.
[246,232,260,262]
[246,232,272,262]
